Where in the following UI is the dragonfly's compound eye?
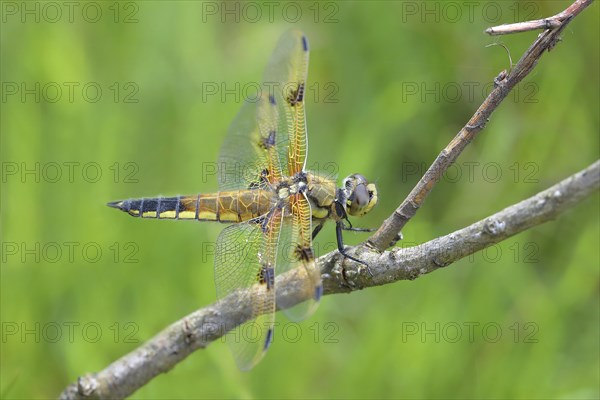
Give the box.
[344,174,378,216]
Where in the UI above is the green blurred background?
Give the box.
[1,1,598,398]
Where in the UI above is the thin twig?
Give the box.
[486,0,592,35]
[60,160,599,399]
[367,0,595,252]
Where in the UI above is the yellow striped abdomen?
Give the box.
[107,190,274,222]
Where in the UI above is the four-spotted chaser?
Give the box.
[108,30,378,370]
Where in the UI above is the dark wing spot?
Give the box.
[314,285,323,301]
[268,94,276,105]
[301,35,309,52]
[257,265,274,290]
[265,267,274,290]
[295,245,314,263]
[297,83,305,103]
[287,83,305,107]
[248,169,271,189]
[264,328,273,350]
[259,130,276,149]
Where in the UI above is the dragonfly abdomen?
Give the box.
[107,190,273,222]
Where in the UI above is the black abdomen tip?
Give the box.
[107,199,141,217]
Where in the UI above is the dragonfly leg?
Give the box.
[341,216,375,233]
[342,226,376,233]
[336,222,373,277]
[312,220,325,240]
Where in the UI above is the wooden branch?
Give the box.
[61,160,599,399]
[331,161,599,292]
[367,0,595,252]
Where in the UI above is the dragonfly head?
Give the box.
[342,174,378,217]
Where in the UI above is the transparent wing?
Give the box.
[215,210,283,370]
[217,29,310,191]
[265,29,310,176]
[217,93,283,191]
[277,193,322,322]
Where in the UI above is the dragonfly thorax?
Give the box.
[277,173,308,199]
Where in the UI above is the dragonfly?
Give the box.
[107,29,378,370]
